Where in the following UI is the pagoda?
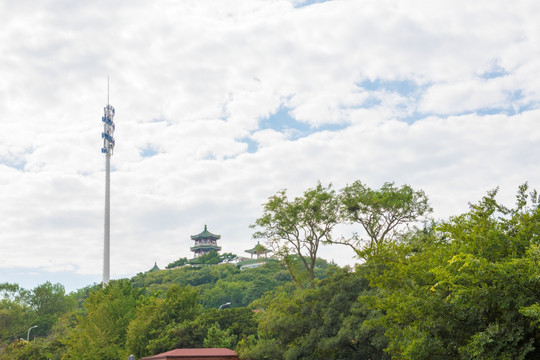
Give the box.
[190,225,221,258]
[245,242,271,259]
[237,242,272,270]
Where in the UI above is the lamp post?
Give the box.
[27,325,37,341]
[218,302,231,310]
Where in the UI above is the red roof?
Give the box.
[141,348,238,360]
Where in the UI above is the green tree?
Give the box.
[189,251,222,265]
[63,280,142,360]
[0,283,32,345]
[203,322,236,348]
[338,181,431,256]
[237,267,388,360]
[0,338,51,360]
[0,323,73,360]
[363,185,540,359]
[201,280,249,308]
[69,283,100,309]
[0,282,75,356]
[29,282,75,337]
[252,182,341,289]
[126,285,201,358]
[220,252,238,263]
[138,307,256,353]
[166,257,189,269]
[30,282,72,317]
[184,265,222,286]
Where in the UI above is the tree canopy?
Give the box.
[338,181,432,255]
[252,182,341,289]
[2,180,539,359]
[361,184,540,359]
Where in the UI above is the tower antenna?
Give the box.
[101,78,116,286]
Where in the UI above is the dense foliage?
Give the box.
[236,266,389,360]
[1,181,539,359]
[361,185,540,359]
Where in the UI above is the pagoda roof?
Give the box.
[191,225,221,240]
[245,242,271,254]
[149,262,160,272]
[190,244,222,252]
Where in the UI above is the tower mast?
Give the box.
[101,77,115,286]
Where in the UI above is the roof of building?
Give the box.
[190,245,222,252]
[245,242,271,254]
[141,348,238,360]
[149,262,160,272]
[191,225,221,240]
[238,261,267,270]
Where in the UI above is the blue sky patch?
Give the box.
[260,107,310,134]
[293,0,333,8]
[360,96,382,109]
[476,107,505,116]
[505,89,536,114]
[479,65,508,79]
[475,90,536,116]
[0,154,27,171]
[238,106,349,153]
[140,145,160,158]
[358,79,421,96]
[240,137,259,154]
[400,112,427,124]
[260,107,348,140]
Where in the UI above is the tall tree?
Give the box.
[0,283,32,345]
[29,282,75,337]
[338,181,431,256]
[63,280,142,360]
[126,285,201,358]
[203,323,236,348]
[252,182,340,289]
[363,185,540,359]
[237,267,389,360]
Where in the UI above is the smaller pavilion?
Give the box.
[245,242,271,259]
[190,225,221,258]
[238,242,272,270]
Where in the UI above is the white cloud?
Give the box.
[251,129,287,147]
[419,78,510,114]
[0,0,539,290]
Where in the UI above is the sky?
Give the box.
[1,0,539,292]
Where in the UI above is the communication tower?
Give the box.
[101,80,115,286]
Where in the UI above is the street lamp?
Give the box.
[27,325,37,341]
[218,302,231,310]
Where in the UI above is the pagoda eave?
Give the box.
[190,245,222,252]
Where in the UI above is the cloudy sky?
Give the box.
[1,0,539,292]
